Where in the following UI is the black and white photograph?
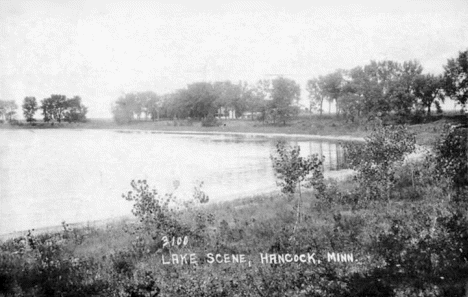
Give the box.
[0,0,467,296]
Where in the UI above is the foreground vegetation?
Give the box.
[1,123,466,296]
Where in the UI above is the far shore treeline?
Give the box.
[111,50,467,126]
[0,50,466,126]
[0,95,88,124]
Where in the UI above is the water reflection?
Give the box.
[0,129,350,234]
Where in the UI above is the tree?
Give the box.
[213,81,246,118]
[271,141,325,229]
[40,95,67,123]
[50,94,67,122]
[0,100,18,122]
[63,96,88,123]
[443,49,468,109]
[240,81,265,120]
[433,124,468,190]
[182,82,218,119]
[414,74,444,115]
[306,77,325,116]
[143,91,160,121]
[321,70,343,115]
[22,97,38,122]
[40,98,54,122]
[388,60,423,116]
[269,77,301,125]
[344,124,416,200]
[112,95,134,124]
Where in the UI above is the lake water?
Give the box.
[0,129,349,234]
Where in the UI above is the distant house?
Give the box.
[216,107,236,119]
[241,111,262,120]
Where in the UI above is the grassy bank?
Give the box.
[1,175,466,296]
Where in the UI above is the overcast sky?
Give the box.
[1,0,467,118]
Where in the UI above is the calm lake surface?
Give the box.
[0,129,349,234]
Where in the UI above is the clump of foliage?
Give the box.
[271,141,325,226]
[122,179,214,250]
[0,230,111,296]
[122,179,188,240]
[201,113,222,127]
[432,124,468,191]
[22,96,39,122]
[40,95,88,123]
[0,100,18,122]
[344,124,416,200]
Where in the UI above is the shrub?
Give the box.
[122,179,187,240]
[201,114,221,127]
[344,125,416,200]
[432,124,468,191]
[0,232,111,296]
[271,141,325,230]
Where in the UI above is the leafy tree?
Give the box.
[0,100,18,122]
[388,60,423,116]
[321,70,343,115]
[143,91,160,121]
[344,124,416,200]
[251,79,272,122]
[443,49,468,108]
[306,77,326,116]
[49,94,67,122]
[271,141,325,226]
[40,98,54,122]
[182,82,218,119]
[240,81,265,120]
[433,124,468,191]
[268,77,301,125]
[213,81,245,118]
[63,96,88,123]
[41,95,66,123]
[112,95,134,124]
[22,97,38,122]
[414,74,444,115]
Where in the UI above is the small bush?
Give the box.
[432,124,468,191]
[344,124,416,200]
[122,179,187,239]
[201,114,221,127]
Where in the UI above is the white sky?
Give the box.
[1,0,467,118]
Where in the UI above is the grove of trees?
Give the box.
[0,95,88,124]
[112,78,301,125]
[111,50,467,126]
[307,50,467,122]
[38,95,88,123]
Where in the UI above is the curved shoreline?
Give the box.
[105,128,365,142]
[0,169,356,241]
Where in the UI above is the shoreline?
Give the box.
[0,215,134,242]
[110,128,365,142]
[0,169,355,241]
[0,125,365,142]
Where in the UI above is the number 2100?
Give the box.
[162,236,188,248]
